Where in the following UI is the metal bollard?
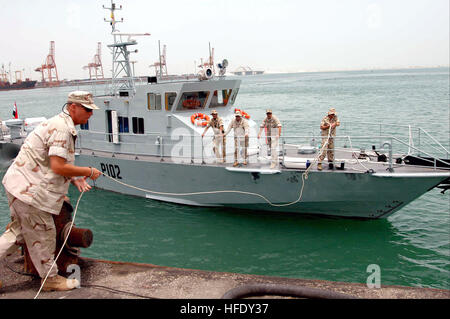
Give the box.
[23,199,93,276]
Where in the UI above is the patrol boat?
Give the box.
[74,2,450,219]
[0,117,46,167]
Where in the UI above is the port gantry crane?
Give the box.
[35,41,59,87]
[83,42,105,80]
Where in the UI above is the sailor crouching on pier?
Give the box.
[201,110,226,163]
[224,111,250,167]
[257,109,282,169]
[0,91,102,292]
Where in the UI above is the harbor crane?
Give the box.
[83,42,104,80]
[35,41,59,86]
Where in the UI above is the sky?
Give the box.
[0,0,448,81]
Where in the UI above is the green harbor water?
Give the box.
[0,68,449,289]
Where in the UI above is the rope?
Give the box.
[345,135,372,172]
[101,172,307,208]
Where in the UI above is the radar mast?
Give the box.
[103,1,150,96]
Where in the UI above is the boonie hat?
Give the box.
[211,110,218,115]
[328,108,337,115]
[67,91,100,110]
[266,109,272,114]
[235,111,242,117]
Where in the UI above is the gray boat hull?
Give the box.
[75,153,447,219]
[0,142,22,169]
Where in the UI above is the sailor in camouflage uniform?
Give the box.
[224,111,250,166]
[257,109,282,169]
[318,108,340,170]
[0,91,102,291]
[202,110,226,163]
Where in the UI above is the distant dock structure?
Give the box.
[231,66,264,76]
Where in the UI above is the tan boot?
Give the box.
[0,279,2,289]
[42,275,79,292]
[233,161,239,167]
[243,161,248,165]
[317,163,323,171]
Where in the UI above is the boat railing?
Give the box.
[76,130,450,170]
[279,119,449,159]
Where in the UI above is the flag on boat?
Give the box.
[12,101,18,119]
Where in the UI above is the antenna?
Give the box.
[209,42,212,66]
[150,41,167,79]
[159,40,162,79]
[103,0,123,33]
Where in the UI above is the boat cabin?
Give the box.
[77,78,249,159]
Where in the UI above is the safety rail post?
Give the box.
[418,128,421,157]
[201,136,205,165]
[191,134,194,164]
[382,139,393,172]
[160,136,164,162]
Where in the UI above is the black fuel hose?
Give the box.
[221,283,357,299]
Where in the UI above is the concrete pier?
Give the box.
[0,252,448,299]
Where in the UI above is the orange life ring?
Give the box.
[190,113,210,127]
[234,108,250,119]
[183,99,201,108]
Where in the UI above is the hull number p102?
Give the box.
[100,163,122,179]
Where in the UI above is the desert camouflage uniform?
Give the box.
[260,115,282,165]
[319,114,340,163]
[206,117,226,161]
[225,118,250,162]
[0,112,77,278]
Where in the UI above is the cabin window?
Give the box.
[80,121,89,130]
[132,117,145,134]
[147,93,162,110]
[230,88,239,105]
[209,89,232,108]
[165,92,177,111]
[176,91,209,111]
[118,116,129,133]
